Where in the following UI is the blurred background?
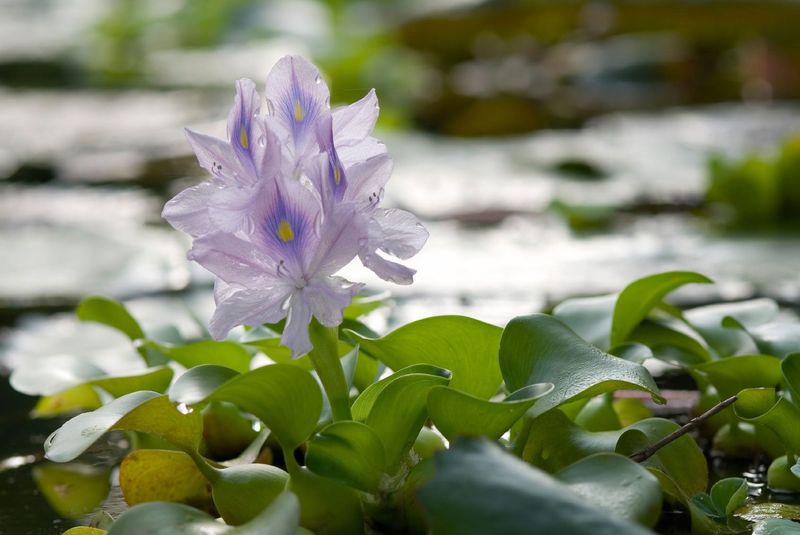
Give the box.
[1,0,800,532]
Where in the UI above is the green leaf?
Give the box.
[32,383,102,417]
[734,388,800,454]
[574,394,622,432]
[107,492,301,535]
[616,418,709,502]
[553,293,616,350]
[348,316,503,398]
[144,340,252,373]
[210,464,290,525]
[520,409,622,472]
[11,357,173,398]
[91,367,174,397]
[555,453,662,528]
[287,467,364,534]
[781,353,800,403]
[207,364,322,450]
[628,319,711,365]
[428,383,553,441]
[33,463,110,519]
[610,343,653,365]
[343,292,390,320]
[10,356,106,396]
[77,296,145,341]
[119,449,212,508]
[749,323,800,359]
[685,299,778,358]
[351,364,450,421]
[418,438,654,535]
[500,314,664,417]
[368,371,450,469]
[691,354,783,400]
[306,421,386,492]
[45,392,203,462]
[611,271,712,347]
[169,365,241,405]
[712,478,748,518]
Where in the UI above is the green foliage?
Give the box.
[500,314,664,417]
[24,273,800,532]
[706,134,800,227]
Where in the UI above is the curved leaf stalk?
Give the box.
[309,319,352,421]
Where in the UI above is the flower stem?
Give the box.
[308,319,352,421]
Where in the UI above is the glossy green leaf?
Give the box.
[685,299,778,358]
[306,421,386,492]
[208,364,322,450]
[62,528,107,535]
[287,467,364,535]
[691,354,783,400]
[365,370,450,469]
[119,449,212,508]
[610,343,653,365]
[734,388,800,454]
[33,463,110,519]
[553,293,616,350]
[555,453,662,528]
[32,383,102,417]
[202,401,259,461]
[351,364,451,421]
[10,356,106,396]
[418,438,653,535]
[11,358,173,398]
[520,409,622,472]
[348,315,503,398]
[428,383,553,441]
[91,366,174,397]
[144,340,252,374]
[690,478,748,521]
[782,353,800,403]
[45,391,202,462]
[343,292,390,320]
[169,365,240,405]
[107,492,301,535]
[629,319,711,365]
[616,418,709,502]
[729,321,800,360]
[500,314,664,417]
[77,296,145,341]
[610,271,712,347]
[210,464,290,525]
[574,394,622,432]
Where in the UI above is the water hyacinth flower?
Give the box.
[163,56,428,357]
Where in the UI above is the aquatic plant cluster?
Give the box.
[9,59,800,535]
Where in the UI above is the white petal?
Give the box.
[184,128,247,184]
[375,208,429,259]
[190,233,277,285]
[209,286,292,340]
[337,136,387,167]
[305,276,364,326]
[360,250,416,285]
[161,180,217,237]
[282,292,313,358]
[344,153,392,210]
[332,89,379,146]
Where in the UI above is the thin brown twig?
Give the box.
[629,395,738,463]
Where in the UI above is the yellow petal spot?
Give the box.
[239,126,249,149]
[293,100,305,122]
[333,165,341,185]
[277,219,295,242]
